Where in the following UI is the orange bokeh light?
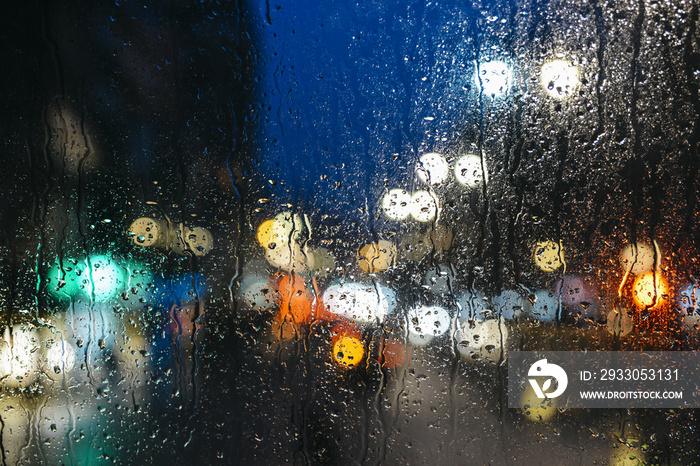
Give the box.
[277,274,313,324]
[632,272,668,309]
[379,338,409,369]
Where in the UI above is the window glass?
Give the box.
[1,0,699,463]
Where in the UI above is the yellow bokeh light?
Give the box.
[256,219,275,247]
[632,272,668,308]
[533,240,565,272]
[358,240,396,273]
[619,242,658,275]
[520,384,558,422]
[128,217,164,247]
[332,336,364,368]
[606,309,634,337]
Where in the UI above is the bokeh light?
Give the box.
[409,190,438,223]
[379,339,409,369]
[358,240,396,273]
[378,284,398,315]
[128,217,165,247]
[0,326,40,389]
[256,219,275,247]
[271,211,305,243]
[237,273,279,313]
[457,290,490,322]
[677,282,700,316]
[416,152,449,185]
[520,383,558,422]
[265,243,314,273]
[382,189,412,221]
[619,242,658,275]
[454,154,487,187]
[68,302,119,348]
[46,258,83,300]
[533,240,565,272]
[556,275,602,320]
[158,273,208,308]
[322,281,391,324]
[531,290,558,322]
[540,59,579,98]
[606,309,634,337]
[44,338,77,376]
[632,272,668,309]
[277,274,313,324]
[406,305,451,346]
[86,255,127,300]
[332,336,364,368]
[492,290,531,320]
[476,61,511,96]
[457,317,508,362]
[330,322,364,368]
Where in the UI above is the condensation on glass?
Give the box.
[0,0,699,464]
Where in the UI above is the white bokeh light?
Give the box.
[457,317,509,362]
[476,61,511,96]
[322,282,391,324]
[270,211,304,243]
[454,154,487,187]
[237,273,279,313]
[45,339,76,376]
[382,189,413,221]
[407,305,451,346]
[416,152,449,185]
[264,242,314,273]
[377,284,398,315]
[410,190,438,223]
[0,326,40,388]
[540,60,579,98]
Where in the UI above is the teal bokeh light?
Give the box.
[85,255,127,300]
[47,255,131,302]
[46,258,84,300]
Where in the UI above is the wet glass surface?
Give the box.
[1,0,700,464]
